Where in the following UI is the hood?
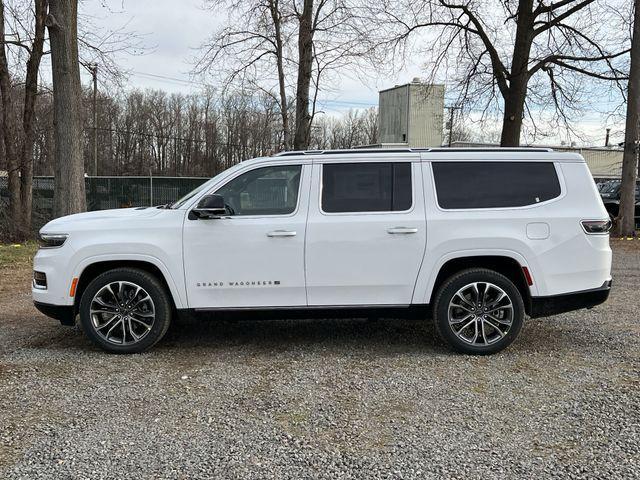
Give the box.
[41,207,169,233]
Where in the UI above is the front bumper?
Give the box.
[529,280,611,318]
[34,301,76,326]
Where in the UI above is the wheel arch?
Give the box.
[73,257,184,312]
[425,254,534,316]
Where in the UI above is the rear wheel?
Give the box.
[79,268,172,353]
[433,268,525,355]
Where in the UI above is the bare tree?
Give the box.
[371,0,630,146]
[196,0,293,149]
[196,0,364,151]
[47,0,86,217]
[618,0,639,236]
[19,0,46,236]
[293,0,314,149]
[0,1,20,237]
[0,0,46,240]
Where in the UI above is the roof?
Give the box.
[269,147,585,163]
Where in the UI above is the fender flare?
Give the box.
[414,248,540,304]
[72,253,187,309]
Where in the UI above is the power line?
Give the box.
[127,70,378,108]
[318,99,377,107]
[130,70,203,86]
[85,125,281,149]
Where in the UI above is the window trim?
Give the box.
[200,163,306,219]
[429,161,567,212]
[318,161,416,216]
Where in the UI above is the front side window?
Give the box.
[432,161,561,209]
[214,164,302,216]
[321,162,412,213]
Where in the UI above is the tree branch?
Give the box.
[529,48,631,78]
[533,0,595,37]
[440,0,510,95]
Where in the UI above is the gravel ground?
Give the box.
[0,241,638,479]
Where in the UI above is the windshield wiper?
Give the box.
[156,202,174,209]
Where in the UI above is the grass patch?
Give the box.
[0,241,38,269]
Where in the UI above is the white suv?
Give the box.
[32,148,612,354]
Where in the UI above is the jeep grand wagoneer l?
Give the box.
[33,148,612,354]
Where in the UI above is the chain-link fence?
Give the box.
[0,176,209,230]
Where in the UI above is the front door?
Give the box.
[305,160,427,306]
[183,163,309,309]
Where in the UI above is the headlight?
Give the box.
[38,233,69,248]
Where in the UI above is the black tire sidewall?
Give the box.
[79,268,172,353]
[434,269,525,355]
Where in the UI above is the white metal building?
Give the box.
[378,80,445,148]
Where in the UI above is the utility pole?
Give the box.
[446,106,462,147]
[89,63,98,176]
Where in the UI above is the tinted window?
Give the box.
[432,162,561,209]
[214,165,301,216]
[322,162,412,213]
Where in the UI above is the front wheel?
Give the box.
[79,268,172,353]
[433,269,525,355]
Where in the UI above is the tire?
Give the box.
[433,268,525,355]
[79,268,172,353]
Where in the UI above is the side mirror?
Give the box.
[192,194,227,219]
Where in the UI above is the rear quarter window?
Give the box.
[432,161,561,209]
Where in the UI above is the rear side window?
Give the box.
[322,162,412,213]
[432,162,561,209]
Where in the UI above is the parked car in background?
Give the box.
[598,179,640,224]
[33,148,612,355]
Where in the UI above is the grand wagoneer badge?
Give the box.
[196,280,281,287]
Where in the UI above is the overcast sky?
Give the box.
[76,0,417,113]
[67,0,624,147]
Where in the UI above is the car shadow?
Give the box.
[158,315,442,355]
[23,309,613,358]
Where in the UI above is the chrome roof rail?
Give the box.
[273,147,554,157]
[274,148,421,157]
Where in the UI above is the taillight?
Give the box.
[581,220,612,234]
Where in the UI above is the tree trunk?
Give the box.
[293,0,314,150]
[500,0,534,147]
[47,0,86,218]
[618,0,640,237]
[18,0,47,238]
[0,1,22,240]
[500,87,527,146]
[268,0,290,150]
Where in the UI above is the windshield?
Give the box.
[170,162,251,209]
[600,181,620,194]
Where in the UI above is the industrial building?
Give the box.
[377,79,445,148]
[367,78,622,179]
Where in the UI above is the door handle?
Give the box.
[387,227,418,234]
[267,230,297,237]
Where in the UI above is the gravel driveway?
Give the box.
[0,241,638,479]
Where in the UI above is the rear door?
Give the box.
[305,158,427,306]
